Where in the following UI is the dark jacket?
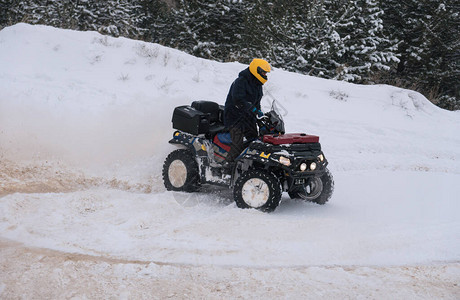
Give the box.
[224,68,263,129]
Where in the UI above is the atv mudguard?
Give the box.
[168,131,208,157]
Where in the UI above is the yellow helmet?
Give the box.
[249,58,271,84]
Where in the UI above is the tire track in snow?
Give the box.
[1,238,459,299]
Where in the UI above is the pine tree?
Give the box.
[244,0,337,75]
[0,1,146,39]
[330,0,399,82]
[138,0,173,44]
[0,0,49,26]
[246,0,398,82]
[94,0,145,38]
[380,0,459,109]
[0,0,24,27]
[171,0,246,61]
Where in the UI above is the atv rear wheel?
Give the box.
[288,168,334,205]
[234,169,281,213]
[162,149,200,192]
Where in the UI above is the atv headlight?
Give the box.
[310,162,317,171]
[318,154,324,162]
[300,163,307,171]
[279,156,291,166]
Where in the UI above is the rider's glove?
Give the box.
[251,107,264,119]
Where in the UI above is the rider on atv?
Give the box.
[163,58,333,212]
[224,58,271,163]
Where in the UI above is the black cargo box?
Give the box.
[172,105,210,135]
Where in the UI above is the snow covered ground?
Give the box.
[0,24,459,298]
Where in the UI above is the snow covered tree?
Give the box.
[171,0,246,61]
[0,0,48,26]
[0,0,146,38]
[379,0,459,109]
[246,0,398,82]
[56,0,146,38]
[92,0,145,38]
[0,0,21,27]
[243,0,343,75]
[330,0,399,82]
[138,0,173,44]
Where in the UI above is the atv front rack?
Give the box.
[263,133,319,145]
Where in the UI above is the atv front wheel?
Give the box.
[234,169,281,213]
[288,168,334,205]
[162,149,200,192]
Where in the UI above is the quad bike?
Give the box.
[162,100,334,212]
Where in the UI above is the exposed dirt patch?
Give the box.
[0,159,153,197]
